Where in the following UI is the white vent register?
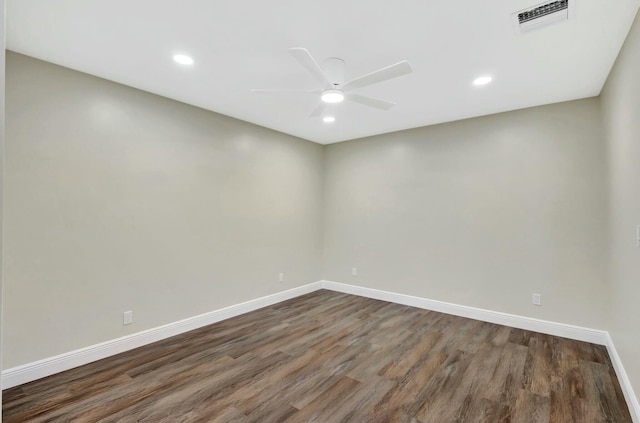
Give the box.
[513,0,575,35]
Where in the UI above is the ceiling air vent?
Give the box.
[512,0,575,35]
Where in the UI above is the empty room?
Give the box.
[1,0,639,422]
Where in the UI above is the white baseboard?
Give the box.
[4,278,637,422]
[321,281,639,420]
[321,281,608,345]
[605,333,640,423]
[1,281,323,390]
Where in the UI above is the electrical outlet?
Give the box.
[352,267,357,276]
[532,294,542,306]
[123,311,133,325]
[279,272,284,283]
[636,225,640,247]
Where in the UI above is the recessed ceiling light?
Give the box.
[473,76,493,86]
[173,54,194,65]
[321,89,345,103]
[323,116,336,123]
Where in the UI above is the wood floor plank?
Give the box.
[283,376,361,423]
[481,340,529,406]
[2,290,632,422]
[412,349,476,422]
[380,330,442,380]
[512,389,551,423]
[443,344,505,422]
[321,378,397,422]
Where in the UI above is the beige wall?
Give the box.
[3,52,324,368]
[323,99,609,330]
[601,10,640,406]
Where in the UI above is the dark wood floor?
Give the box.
[2,290,632,422]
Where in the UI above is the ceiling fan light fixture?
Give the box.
[473,76,492,86]
[321,89,345,103]
[173,54,194,65]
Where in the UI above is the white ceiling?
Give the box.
[7,0,640,144]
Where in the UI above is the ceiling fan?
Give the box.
[251,48,413,117]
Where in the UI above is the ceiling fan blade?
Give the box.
[251,88,321,94]
[342,61,412,91]
[309,102,326,118]
[347,94,396,110]
[289,47,331,88]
